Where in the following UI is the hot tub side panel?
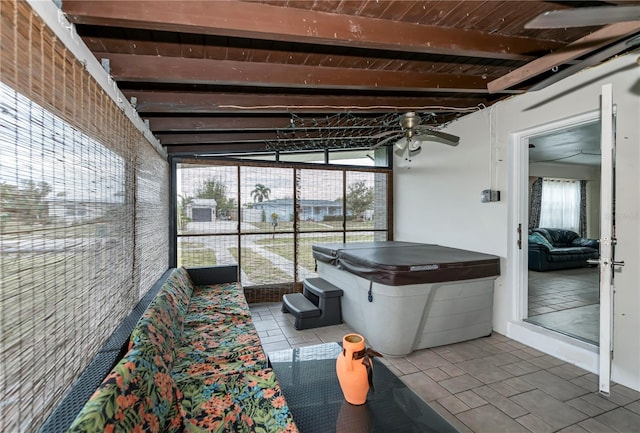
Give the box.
[317,262,429,356]
[317,262,496,356]
[415,278,494,350]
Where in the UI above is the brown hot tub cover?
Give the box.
[313,241,500,286]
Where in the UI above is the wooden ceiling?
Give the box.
[61,1,640,155]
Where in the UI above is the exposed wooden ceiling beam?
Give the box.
[158,132,289,144]
[166,143,271,154]
[148,116,294,131]
[104,53,491,93]
[488,22,640,93]
[125,90,487,113]
[147,116,385,132]
[63,0,560,61]
[156,129,389,145]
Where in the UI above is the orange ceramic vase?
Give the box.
[336,333,369,405]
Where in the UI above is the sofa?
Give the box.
[528,228,599,272]
[67,266,298,432]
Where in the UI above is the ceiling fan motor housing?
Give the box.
[400,112,421,129]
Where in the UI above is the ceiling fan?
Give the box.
[371,112,460,159]
[525,5,640,29]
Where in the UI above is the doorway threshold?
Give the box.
[525,303,599,346]
[507,320,598,374]
[524,319,598,346]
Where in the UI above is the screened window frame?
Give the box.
[169,156,393,284]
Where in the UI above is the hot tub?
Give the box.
[312,242,501,356]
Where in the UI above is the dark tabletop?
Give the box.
[269,343,459,433]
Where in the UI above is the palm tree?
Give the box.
[251,183,271,203]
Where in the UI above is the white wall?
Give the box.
[394,54,639,391]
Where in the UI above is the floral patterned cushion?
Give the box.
[173,321,267,380]
[188,282,250,317]
[70,268,298,432]
[129,290,186,371]
[167,266,195,303]
[67,348,185,433]
[179,369,298,433]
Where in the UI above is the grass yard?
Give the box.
[0,250,133,430]
[0,220,112,240]
[228,247,291,285]
[260,243,315,273]
[245,220,374,232]
[177,242,216,267]
[257,234,339,272]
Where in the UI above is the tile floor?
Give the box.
[527,268,600,344]
[527,267,599,317]
[250,302,640,433]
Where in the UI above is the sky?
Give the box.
[0,81,125,203]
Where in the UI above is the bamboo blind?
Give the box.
[135,142,170,298]
[0,2,169,432]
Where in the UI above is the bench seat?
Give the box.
[67,266,298,433]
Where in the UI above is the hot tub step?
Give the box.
[303,277,344,298]
[282,293,321,318]
[282,278,343,330]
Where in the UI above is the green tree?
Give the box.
[1,180,52,223]
[0,182,19,222]
[196,178,234,218]
[251,183,271,203]
[346,181,374,221]
[177,194,194,231]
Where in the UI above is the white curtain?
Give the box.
[539,178,580,232]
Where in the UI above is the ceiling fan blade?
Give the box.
[525,6,640,29]
[370,129,401,139]
[415,128,460,146]
[370,132,403,149]
[529,34,640,91]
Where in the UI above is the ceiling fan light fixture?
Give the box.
[408,146,422,157]
[394,137,408,151]
[408,140,421,152]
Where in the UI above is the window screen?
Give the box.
[176,161,390,292]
